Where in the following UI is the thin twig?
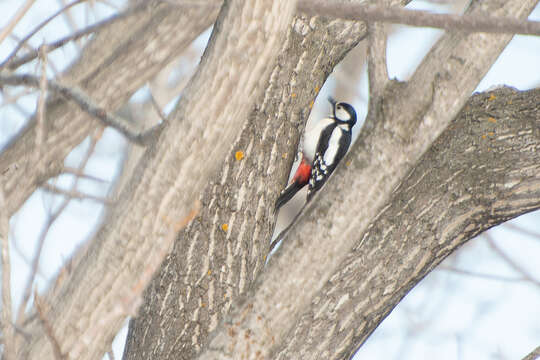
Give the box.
[35,45,48,176]
[15,198,69,326]
[0,73,159,144]
[297,2,540,36]
[62,166,109,183]
[57,0,82,49]
[485,233,540,287]
[438,265,527,283]
[3,2,161,70]
[0,0,37,46]
[7,33,35,57]
[0,87,36,108]
[148,89,168,124]
[1,0,87,68]
[504,222,540,240]
[41,183,113,204]
[34,292,64,360]
[0,183,15,360]
[15,130,103,325]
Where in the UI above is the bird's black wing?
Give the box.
[307,127,351,199]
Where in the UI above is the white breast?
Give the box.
[323,128,343,166]
[303,117,334,162]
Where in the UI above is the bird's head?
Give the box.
[328,96,357,126]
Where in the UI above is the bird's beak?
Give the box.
[327,96,336,107]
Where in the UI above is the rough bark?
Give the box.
[0,1,220,216]
[124,0,426,357]
[276,86,540,359]
[19,1,295,359]
[197,0,539,358]
[123,12,368,360]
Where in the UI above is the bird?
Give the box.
[275,96,357,212]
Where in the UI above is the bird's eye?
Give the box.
[337,105,342,109]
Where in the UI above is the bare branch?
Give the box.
[16,189,67,326]
[41,183,113,204]
[148,89,168,124]
[0,1,221,217]
[0,1,160,70]
[22,1,297,358]
[125,12,368,360]
[15,130,102,326]
[34,293,64,360]
[485,233,540,287]
[0,74,154,144]
[504,222,540,239]
[3,2,152,70]
[1,0,87,67]
[272,86,540,359]
[367,20,388,115]
[61,167,109,183]
[438,265,532,284]
[0,0,36,46]
[522,346,540,360]
[58,0,82,44]
[297,1,540,36]
[0,183,14,359]
[35,46,48,176]
[200,0,540,356]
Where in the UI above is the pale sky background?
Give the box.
[0,1,539,359]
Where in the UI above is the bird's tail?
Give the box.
[274,180,305,213]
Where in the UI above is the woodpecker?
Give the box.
[275,97,357,211]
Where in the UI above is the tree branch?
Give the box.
[35,46,48,178]
[21,0,297,359]
[523,346,540,360]
[298,1,540,36]
[274,86,540,358]
[0,0,36,45]
[485,233,540,287]
[41,183,112,204]
[0,0,88,68]
[2,2,150,70]
[198,0,540,357]
[0,0,221,217]
[0,184,14,359]
[0,73,158,144]
[15,129,102,327]
[438,265,532,284]
[34,293,63,360]
[367,21,388,102]
[124,10,369,360]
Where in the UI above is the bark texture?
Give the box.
[0,1,220,216]
[124,13,366,360]
[276,86,540,359]
[197,0,539,358]
[19,1,295,359]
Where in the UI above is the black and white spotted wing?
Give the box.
[307,123,352,199]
